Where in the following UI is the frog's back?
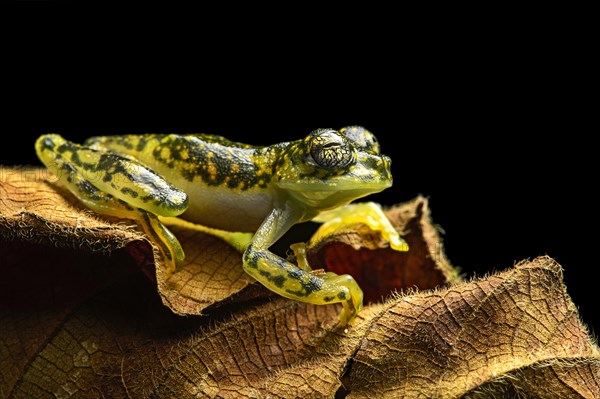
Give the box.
[87,134,281,231]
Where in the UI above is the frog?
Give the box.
[35,126,408,325]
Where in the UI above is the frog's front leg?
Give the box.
[35,134,187,274]
[242,203,363,326]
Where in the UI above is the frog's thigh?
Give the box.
[243,245,363,325]
[312,202,409,251]
[36,134,188,217]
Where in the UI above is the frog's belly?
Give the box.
[180,185,274,232]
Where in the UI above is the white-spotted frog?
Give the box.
[35,126,408,325]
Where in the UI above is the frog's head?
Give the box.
[275,126,393,211]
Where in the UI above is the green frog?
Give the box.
[35,126,407,325]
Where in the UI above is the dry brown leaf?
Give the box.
[344,257,600,398]
[2,167,599,398]
[0,167,143,251]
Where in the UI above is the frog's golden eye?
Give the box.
[309,129,356,169]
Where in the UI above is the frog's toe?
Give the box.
[289,242,312,271]
[389,236,410,252]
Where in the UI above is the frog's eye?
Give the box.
[309,129,356,169]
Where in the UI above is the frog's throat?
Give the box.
[279,181,392,210]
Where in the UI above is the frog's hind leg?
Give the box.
[35,134,187,274]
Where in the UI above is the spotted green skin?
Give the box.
[36,126,394,325]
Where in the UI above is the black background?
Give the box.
[3,4,596,334]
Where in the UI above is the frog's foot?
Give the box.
[312,202,409,252]
[138,212,185,275]
[243,244,364,326]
